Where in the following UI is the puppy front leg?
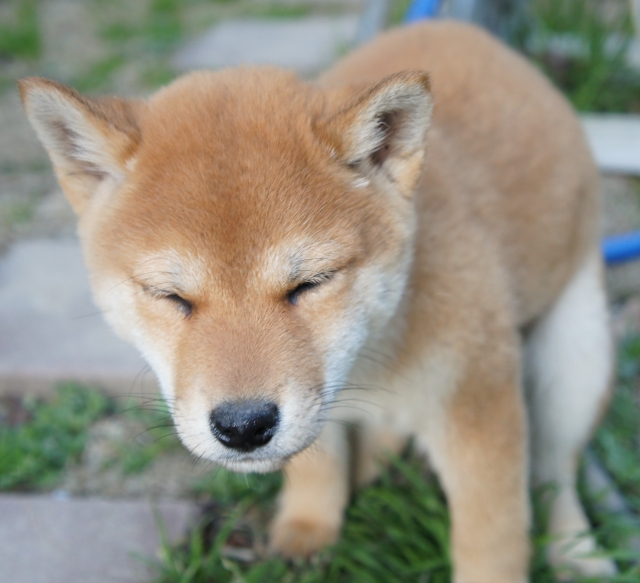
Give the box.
[424,369,531,583]
[270,423,349,558]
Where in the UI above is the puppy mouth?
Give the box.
[220,455,289,474]
[213,434,318,474]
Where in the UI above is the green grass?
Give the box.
[0,384,112,490]
[148,454,640,583]
[0,0,41,60]
[0,197,39,228]
[100,22,140,44]
[246,4,314,20]
[89,0,185,89]
[0,386,184,488]
[72,55,127,93]
[518,0,640,112]
[146,0,186,52]
[594,382,640,514]
[590,345,640,572]
[148,462,640,582]
[150,455,453,583]
[141,63,177,89]
[592,335,640,516]
[388,0,413,27]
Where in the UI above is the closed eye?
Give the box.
[164,293,193,317]
[287,272,336,305]
[144,286,193,318]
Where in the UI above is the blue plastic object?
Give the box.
[602,231,640,265]
[404,0,442,22]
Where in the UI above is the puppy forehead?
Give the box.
[136,237,353,294]
[254,239,353,284]
[134,249,208,289]
[116,156,366,279]
[101,69,389,281]
[139,68,324,169]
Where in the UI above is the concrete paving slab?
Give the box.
[172,16,359,75]
[0,238,155,396]
[581,114,640,175]
[0,494,198,583]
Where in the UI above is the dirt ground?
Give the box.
[60,415,209,498]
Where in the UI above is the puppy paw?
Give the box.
[269,516,340,559]
[548,537,617,581]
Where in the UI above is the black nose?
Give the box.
[209,400,279,451]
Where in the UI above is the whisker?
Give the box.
[70,309,109,320]
[131,423,177,442]
[151,430,181,444]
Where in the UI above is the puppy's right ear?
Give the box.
[315,71,433,199]
[19,77,144,215]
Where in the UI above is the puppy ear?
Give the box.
[316,71,433,197]
[18,77,143,214]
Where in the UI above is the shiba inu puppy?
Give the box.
[20,20,615,583]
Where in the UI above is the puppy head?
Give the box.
[20,68,432,472]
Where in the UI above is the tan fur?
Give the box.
[20,21,612,582]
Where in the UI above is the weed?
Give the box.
[249,4,314,20]
[112,400,182,474]
[0,0,41,60]
[149,455,453,583]
[593,334,640,513]
[519,0,640,112]
[147,0,186,52]
[0,197,37,227]
[0,384,112,490]
[101,22,139,44]
[192,466,282,506]
[388,0,414,27]
[142,63,177,89]
[150,449,640,582]
[72,55,126,93]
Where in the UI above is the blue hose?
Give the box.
[404,0,442,22]
[602,231,640,265]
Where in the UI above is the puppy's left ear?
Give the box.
[19,77,143,215]
[316,71,433,198]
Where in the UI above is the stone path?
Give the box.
[173,16,359,76]
[582,114,640,175]
[0,238,151,397]
[0,494,197,583]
